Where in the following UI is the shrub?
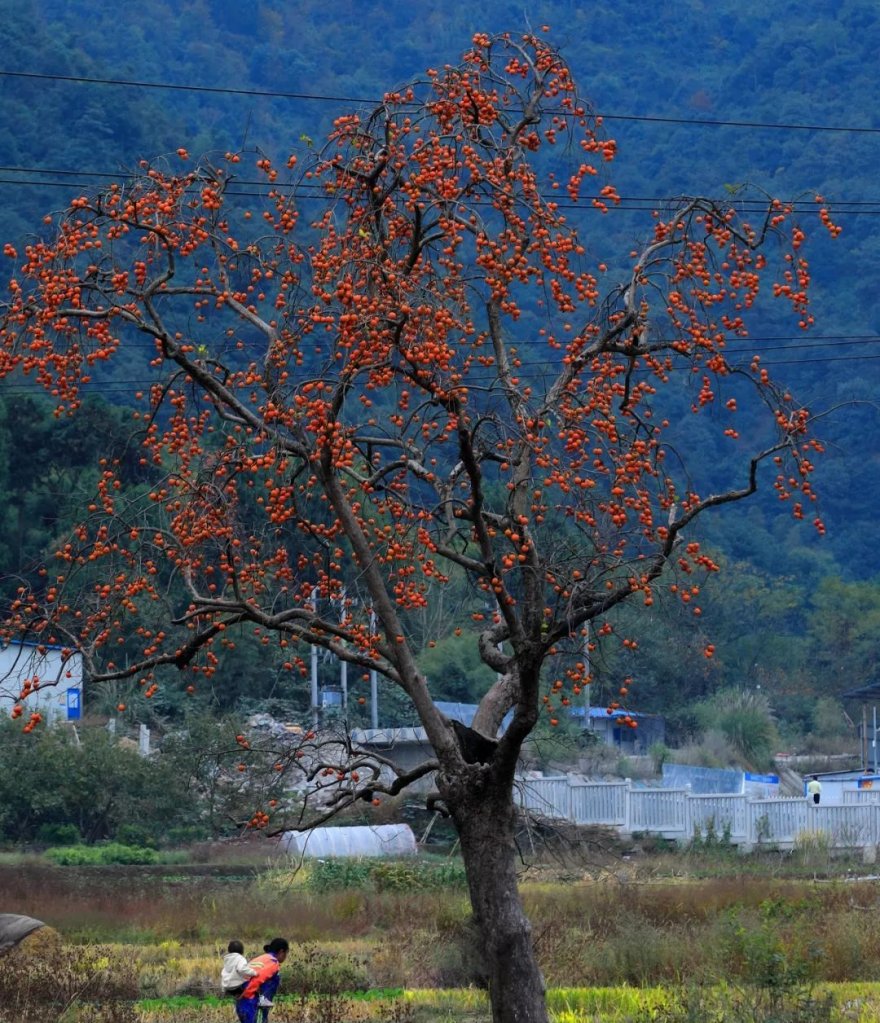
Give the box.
[694,689,779,771]
[690,816,735,857]
[630,982,835,1023]
[373,914,486,989]
[305,857,467,894]
[0,718,202,845]
[44,843,159,866]
[284,943,371,995]
[650,742,671,774]
[115,823,159,849]
[794,830,832,873]
[0,942,138,1022]
[307,859,375,892]
[371,859,467,892]
[36,822,80,846]
[102,843,160,865]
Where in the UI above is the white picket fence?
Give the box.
[515,776,880,850]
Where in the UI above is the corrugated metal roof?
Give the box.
[350,727,428,745]
[569,706,657,720]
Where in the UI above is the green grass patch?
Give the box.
[44,843,185,865]
[258,855,469,894]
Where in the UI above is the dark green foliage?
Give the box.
[35,821,80,846]
[0,719,201,845]
[0,393,140,590]
[416,632,496,703]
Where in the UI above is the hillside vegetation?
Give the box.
[0,0,877,742]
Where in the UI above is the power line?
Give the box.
[0,173,876,222]
[0,70,368,105]
[1,349,878,399]
[0,161,873,222]
[3,331,875,352]
[598,112,880,134]
[5,166,880,209]
[1,68,879,136]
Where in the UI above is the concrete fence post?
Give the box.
[683,784,693,843]
[623,778,633,836]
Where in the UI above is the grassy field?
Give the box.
[5,838,880,1020]
[129,984,880,1023]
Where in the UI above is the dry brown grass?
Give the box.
[8,855,880,995]
[520,877,880,988]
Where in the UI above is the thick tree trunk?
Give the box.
[452,778,548,1023]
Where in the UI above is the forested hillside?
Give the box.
[0,0,877,740]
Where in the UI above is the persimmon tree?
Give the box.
[0,31,836,1023]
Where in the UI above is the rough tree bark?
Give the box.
[451,775,547,1023]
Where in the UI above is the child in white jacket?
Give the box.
[221,939,258,997]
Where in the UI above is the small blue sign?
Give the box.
[744,772,779,785]
[66,687,81,720]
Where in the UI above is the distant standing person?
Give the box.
[234,937,289,1023]
[807,775,822,805]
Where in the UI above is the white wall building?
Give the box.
[0,641,83,723]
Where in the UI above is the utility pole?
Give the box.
[583,621,591,731]
[340,656,348,711]
[339,588,348,710]
[370,610,379,729]
[874,705,878,773]
[311,586,319,730]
